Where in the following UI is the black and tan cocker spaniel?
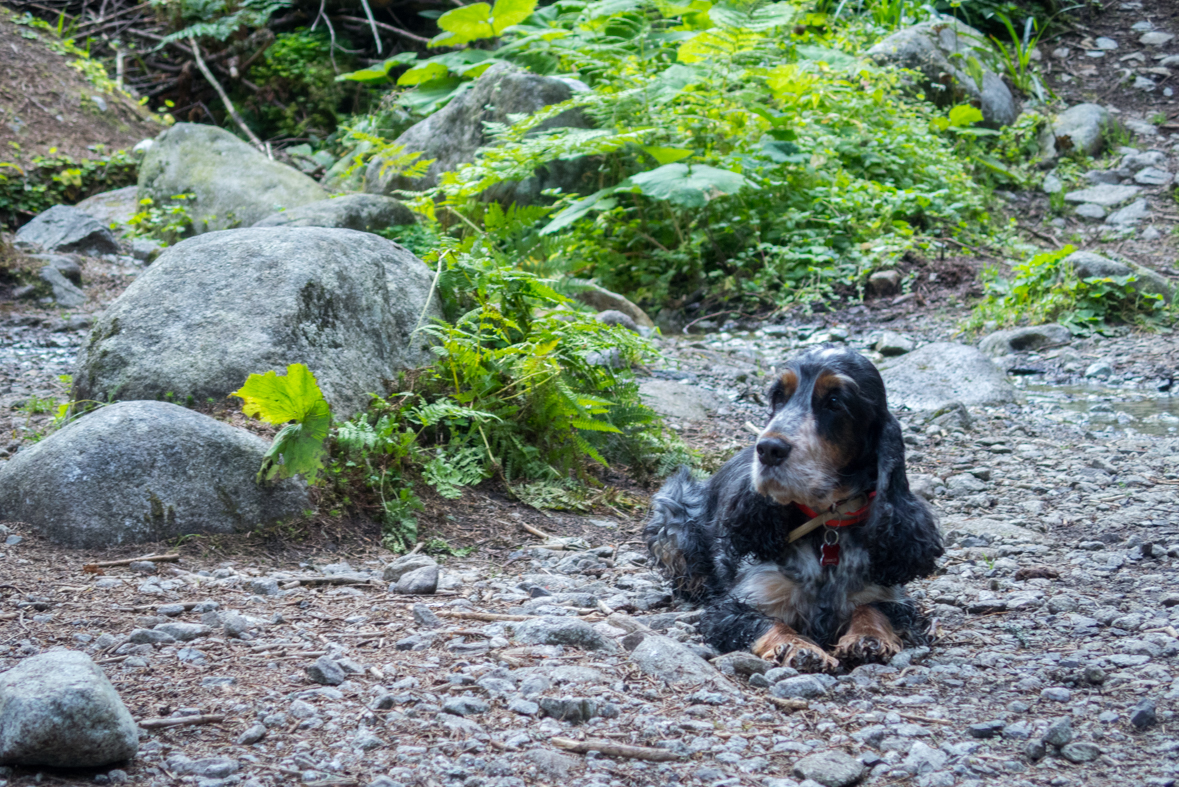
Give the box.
[645,345,942,672]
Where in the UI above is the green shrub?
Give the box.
[238,205,680,551]
[0,149,137,230]
[378,0,991,312]
[964,246,1169,335]
[246,30,357,140]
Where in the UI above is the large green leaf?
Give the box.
[336,52,417,83]
[232,364,331,483]
[489,0,538,33]
[397,61,450,86]
[641,146,693,165]
[430,0,536,46]
[629,163,753,207]
[431,3,494,47]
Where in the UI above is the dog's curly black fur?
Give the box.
[644,345,942,668]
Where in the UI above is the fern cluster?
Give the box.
[328,204,679,550]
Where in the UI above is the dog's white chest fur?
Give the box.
[732,541,901,629]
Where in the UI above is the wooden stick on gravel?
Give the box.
[437,610,534,622]
[138,714,226,729]
[551,737,683,762]
[83,553,179,570]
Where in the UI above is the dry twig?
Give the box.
[551,737,683,762]
[83,553,179,571]
[138,714,226,729]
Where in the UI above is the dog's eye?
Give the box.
[824,392,841,409]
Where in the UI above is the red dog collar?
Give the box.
[794,491,876,527]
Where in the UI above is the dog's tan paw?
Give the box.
[834,605,904,665]
[777,640,841,674]
[833,632,901,665]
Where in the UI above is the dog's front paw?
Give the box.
[833,632,901,665]
[775,640,841,674]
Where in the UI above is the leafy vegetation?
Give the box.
[232,364,332,483]
[0,149,138,230]
[123,193,196,245]
[358,0,997,316]
[965,246,1170,335]
[233,209,677,550]
[242,30,362,140]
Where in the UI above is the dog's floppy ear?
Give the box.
[864,414,943,587]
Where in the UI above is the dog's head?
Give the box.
[751,344,942,584]
[752,345,885,509]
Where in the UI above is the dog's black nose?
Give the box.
[756,436,792,467]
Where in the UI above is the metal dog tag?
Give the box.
[820,528,840,567]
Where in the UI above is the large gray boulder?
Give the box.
[365,63,595,202]
[978,324,1071,357]
[14,205,120,256]
[253,194,415,233]
[74,186,142,234]
[866,17,1017,126]
[1064,250,1174,304]
[73,227,440,417]
[1041,104,1114,159]
[138,123,326,232]
[0,650,138,767]
[0,401,309,548]
[879,342,1015,411]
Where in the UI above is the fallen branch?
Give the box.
[337,15,431,44]
[551,737,682,762]
[278,575,382,587]
[898,712,953,726]
[138,714,226,729]
[83,553,179,571]
[189,36,265,152]
[438,610,534,622]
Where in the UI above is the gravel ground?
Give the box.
[2,298,1178,787]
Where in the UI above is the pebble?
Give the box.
[1130,699,1158,729]
[792,750,865,787]
[306,656,346,686]
[1041,687,1071,702]
[1043,716,1073,746]
[1060,742,1102,763]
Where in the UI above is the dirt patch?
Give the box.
[0,8,160,164]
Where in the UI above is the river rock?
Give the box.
[0,401,308,548]
[37,265,86,307]
[866,17,1017,126]
[1063,184,1142,206]
[793,750,865,787]
[14,205,120,256]
[1043,104,1114,158]
[1064,250,1174,304]
[879,342,1015,411]
[365,63,594,202]
[30,254,83,285]
[978,324,1071,356]
[252,194,415,233]
[138,123,326,232]
[639,380,725,422]
[572,281,655,328]
[629,634,736,690]
[0,650,138,767]
[1105,199,1150,226]
[74,186,142,233]
[73,227,440,417]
